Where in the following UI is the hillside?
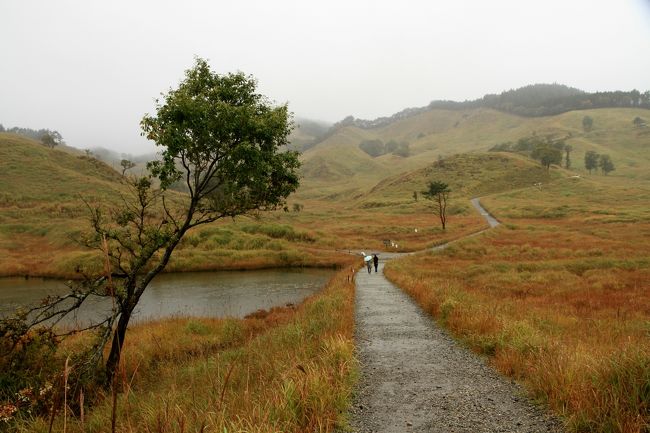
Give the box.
[360,153,556,205]
[3,104,650,275]
[299,107,650,199]
[0,133,124,206]
[0,133,131,276]
[330,84,649,128]
[0,133,349,277]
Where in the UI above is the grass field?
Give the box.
[2,104,650,432]
[384,176,650,432]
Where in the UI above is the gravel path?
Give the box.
[350,200,563,433]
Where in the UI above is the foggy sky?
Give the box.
[1,0,649,154]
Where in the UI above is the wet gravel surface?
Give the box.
[350,261,564,432]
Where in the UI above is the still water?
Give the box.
[0,269,332,326]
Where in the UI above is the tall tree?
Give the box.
[582,115,594,132]
[584,150,599,174]
[6,58,301,387]
[422,181,450,230]
[599,154,615,175]
[564,144,573,169]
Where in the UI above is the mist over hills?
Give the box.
[4,83,647,160]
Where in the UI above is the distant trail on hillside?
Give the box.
[471,198,500,228]
[350,199,562,433]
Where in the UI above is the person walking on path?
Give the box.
[373,254,379,272]
[364,255,373,274]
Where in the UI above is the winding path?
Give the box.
[350,200,562,433]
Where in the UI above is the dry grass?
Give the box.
[15,259,358,432]
[384,177,650,432]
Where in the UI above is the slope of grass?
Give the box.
[0,134,352,277]
[0,134,131,277]
[0,133,123,204]
[363,152,557,203]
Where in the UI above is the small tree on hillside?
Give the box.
[120,159,136,176]
[2,58,301,388]
[564,144,573,169]
[40,131,63,148]
[599,154,615,175]
[633,116,646,128]
[584,150,599,174]
[582,115,594,132]
[359,139,385,157]
[531,144,562,171]
[422,181,450,230]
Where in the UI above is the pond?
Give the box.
[0,268,333,326]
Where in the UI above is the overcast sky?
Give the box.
[2,0,649,154]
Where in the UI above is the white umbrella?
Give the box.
[364,255,372,262]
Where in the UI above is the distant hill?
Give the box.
[90,147,157,165]
[288,117,332,152]
[298,107,650,199]
[327,84,649,131]
[87,146,157,177]
[0,124,65,143]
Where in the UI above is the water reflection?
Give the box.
[0,269,332,326]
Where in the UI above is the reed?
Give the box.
[14,259,357,432]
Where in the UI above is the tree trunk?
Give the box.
[105,308,131,385]
[102,232,186,387]
[438,194,447,230]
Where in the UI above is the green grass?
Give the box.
[299,107,650,200]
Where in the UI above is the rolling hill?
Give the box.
[3,98,650,275]
[0,133,132,276]
[298,107,650,200]
[0,133,125,206]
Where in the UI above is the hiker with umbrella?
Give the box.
[363,253,373,274]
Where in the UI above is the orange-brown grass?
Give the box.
[384,178,650,433]
[273,198,488,253]
[17,257,358,432]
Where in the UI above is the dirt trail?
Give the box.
[350,200,563,432]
